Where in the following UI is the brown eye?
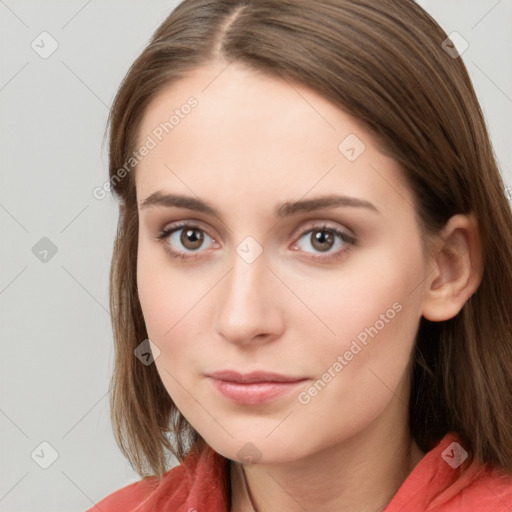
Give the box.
[180,228,204,250]
[310,230,335,252]
[159,224,215,258]
[294,225,355,258]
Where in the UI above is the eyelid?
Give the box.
[154,220,218,260]
[155,218,356,261]
[289,218,356,242]
[157,219,219,245]
[288,221,356,262]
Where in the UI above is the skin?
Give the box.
[134,61,481,512]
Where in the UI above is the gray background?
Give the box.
[1,1,511,510]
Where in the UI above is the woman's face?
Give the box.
[135,61,432,464]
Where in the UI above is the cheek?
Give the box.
[290,293,420,441]
[136,240,218,369]
[290,240,423,347]
[136,255,170,340]
[294,243,425,414]
[136,249,208,414]
[137,239,197,337]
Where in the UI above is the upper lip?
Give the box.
[208,370,307,384]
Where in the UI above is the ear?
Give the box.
[421,213,483,322]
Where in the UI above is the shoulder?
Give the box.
[86,444,229,512]
[86,454,196,512]
[86,474,161,512]
[438,463,512,512]
[419,432,512,512]
[388,432,512,512]
[432,433,512,512]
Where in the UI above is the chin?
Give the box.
[201,427,313,465]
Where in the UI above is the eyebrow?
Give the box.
[139,191,380,217]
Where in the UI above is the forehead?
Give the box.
[137,61,367,154]
[134,61,413,220]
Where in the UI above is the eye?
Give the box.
[154,221,356,262]
[156,222,216,260]
[292,224,356,260]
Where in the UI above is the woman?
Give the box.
[89,0,512,510]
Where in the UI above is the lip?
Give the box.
[208,370,306,383]
[206,370,308,405]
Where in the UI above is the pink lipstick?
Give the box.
[207,370,308,405]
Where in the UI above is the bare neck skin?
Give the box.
[230,376,425,512]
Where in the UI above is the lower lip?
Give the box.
[208,377,307,405]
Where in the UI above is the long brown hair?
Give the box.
[106,0,512,478]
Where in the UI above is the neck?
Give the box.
[230,404,425,512]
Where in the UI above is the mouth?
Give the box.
[206,370,309,405]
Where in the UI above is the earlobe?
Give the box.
[421,214,482,322]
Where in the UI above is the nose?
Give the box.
[214,248,285,347]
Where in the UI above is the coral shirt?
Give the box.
[88,432,512,511]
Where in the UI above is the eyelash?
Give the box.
[154,221,356,263]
